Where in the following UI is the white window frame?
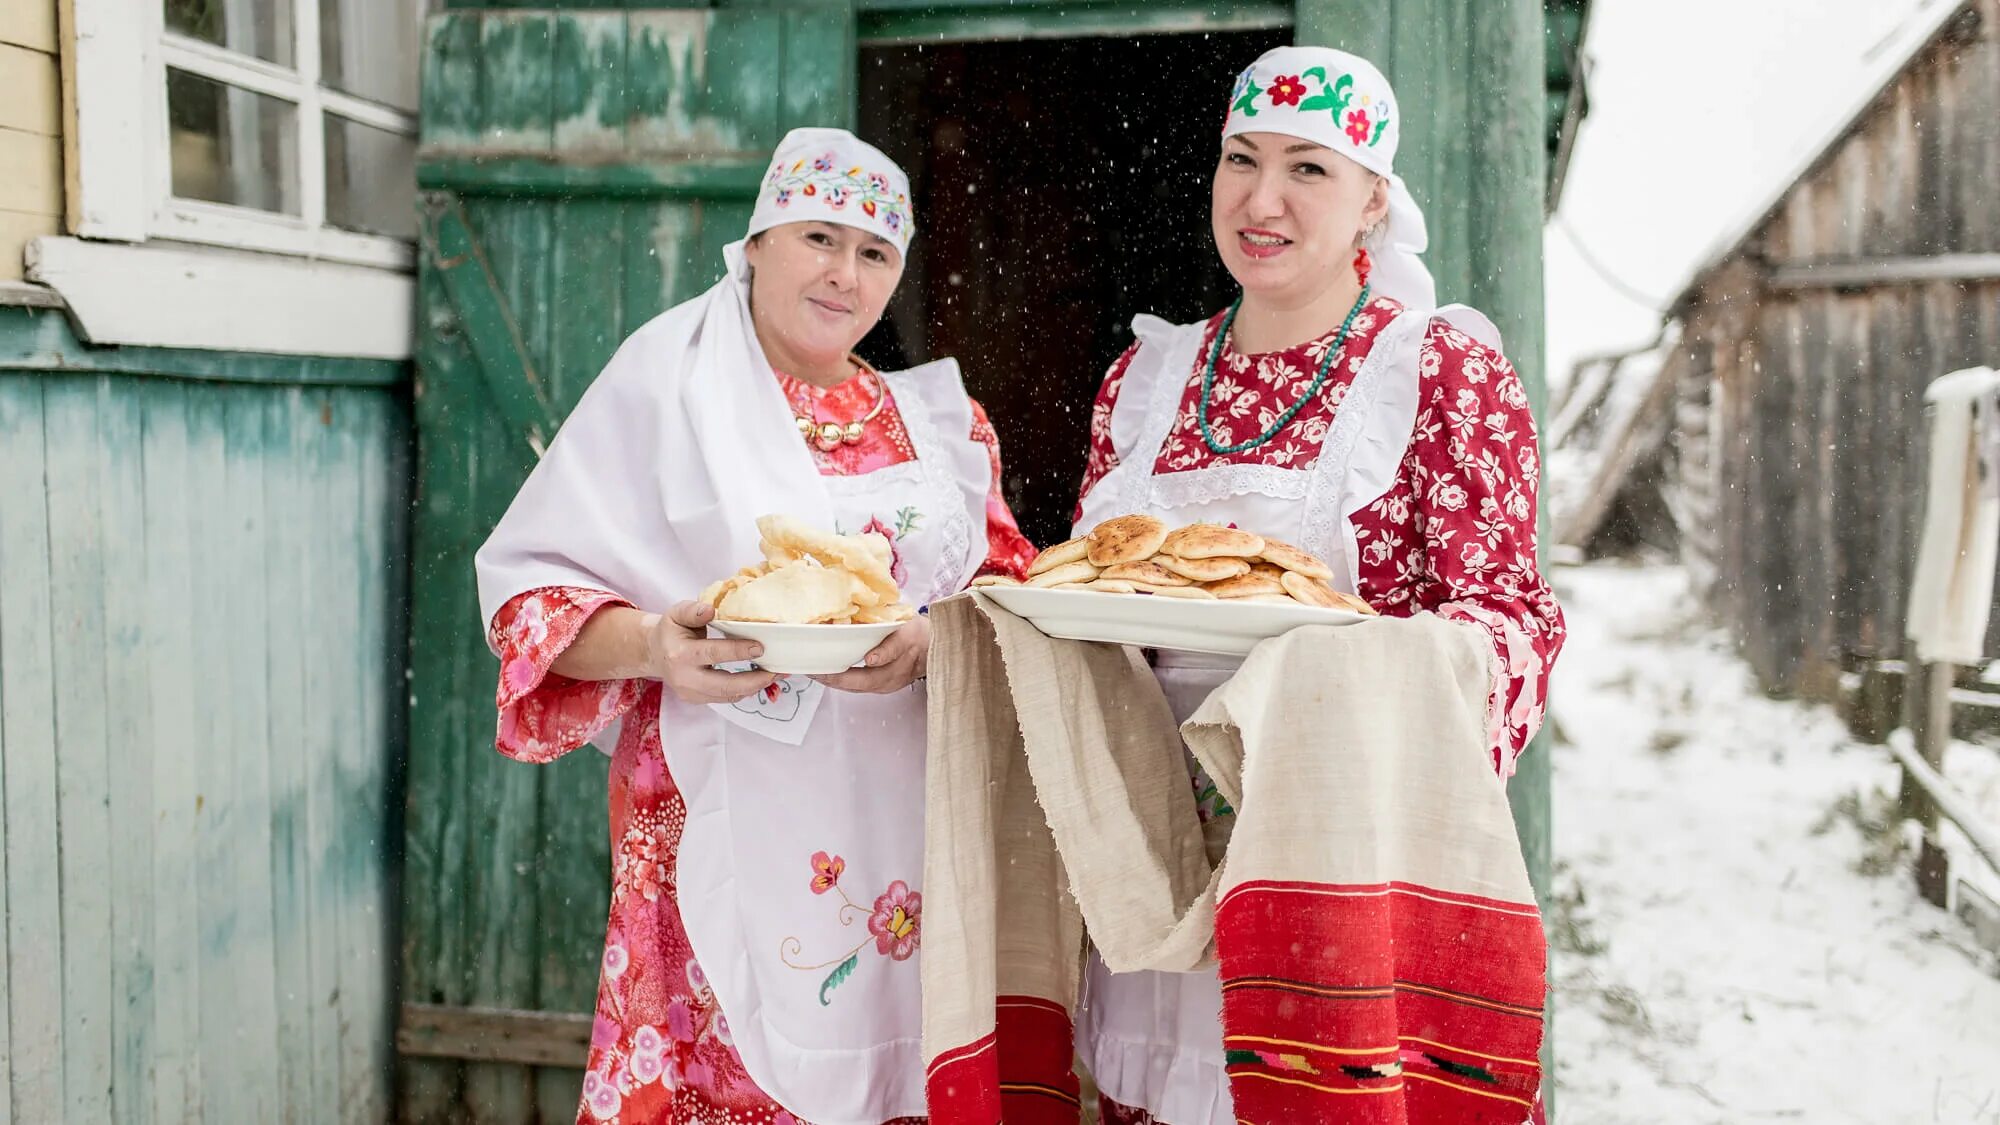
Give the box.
[71,0,419,271]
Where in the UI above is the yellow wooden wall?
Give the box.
[0,0,61,281]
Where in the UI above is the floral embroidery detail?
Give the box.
[1230,67,1263,119]
[1276,67,1392,149]
[1266,73,1307,107]
[852,506,924,588]
[765,154,912,241]
[603,943,629,979]
[1345,108,1374,146]
[781,853,921,1005]
[810,850,845,895]
[868,880,922,961]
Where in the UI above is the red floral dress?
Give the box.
[490,373,1036,1125]
[1078,295,1565,774]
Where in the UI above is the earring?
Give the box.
[1353,247,1373,286]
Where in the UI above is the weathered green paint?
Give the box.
[0,305,410,1123]
[418,155,769,199]
[404,8,854,1119]
[421,197,564,455]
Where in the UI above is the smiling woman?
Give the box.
[469,126,1036,1125]
[1067,45,1568,1125]
[744,221,904,389]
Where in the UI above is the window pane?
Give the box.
[168,69,300,216]
[320,0,422,111]
[163,0,293,66]
[325,113,416,239]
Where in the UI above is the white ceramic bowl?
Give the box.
[708,619,905,675]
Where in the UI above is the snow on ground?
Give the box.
[1546,563,2000,1124]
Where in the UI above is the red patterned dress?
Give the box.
[489,371,1036,1125]
[1078,295,1565,776]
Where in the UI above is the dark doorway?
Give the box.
[859,29,1286,548]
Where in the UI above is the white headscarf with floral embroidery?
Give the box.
[748,127,914,256]
[1222,46,1436,310]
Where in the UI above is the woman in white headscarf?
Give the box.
[476,128,1036,1125]
[1071,48,1564,1125]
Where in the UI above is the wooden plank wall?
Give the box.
[1677,0,2000,695]
[0,0,62,279]
[0,313,409,1122]
[405,9,851,1121]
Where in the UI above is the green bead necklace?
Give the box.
[1197,284,1373,455]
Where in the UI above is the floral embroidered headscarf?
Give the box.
[748,127,914,257]
[1222,47,1438,309]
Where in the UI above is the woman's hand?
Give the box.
[649,602,778,705]
[813,616,930,694]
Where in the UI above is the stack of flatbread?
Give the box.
[975,515,1376,615]
[699,515,917,625]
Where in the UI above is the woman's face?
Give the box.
[1211,132,1389,304]
[744,221,903,372]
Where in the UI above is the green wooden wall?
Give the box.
[0,305,409,1123]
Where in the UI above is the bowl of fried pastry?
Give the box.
[699,515,917,675]
[970,515,1376,657]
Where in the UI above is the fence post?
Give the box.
[1897,658,1955,908]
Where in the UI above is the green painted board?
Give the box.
[0,355,408,1124]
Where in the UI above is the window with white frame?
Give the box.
[119,0,425,267]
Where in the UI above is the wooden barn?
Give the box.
[1562,0,2000,699]
[0,0,1587,1119]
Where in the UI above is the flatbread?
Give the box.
[756,514,899,604]
[1326,589,1379,616]
[970,574,1022,588]
[1075,578,1137,594]
[1280,570,1346,610]
[1137,583,1215,599]
[1160,523,1265,560]
[1101,560,1191,587]
[1086,515,1170,567]
[854,601,918,624]
[716,561,854,623]
[1204,570,1287,599]
[1258,537,1336,581]
[1027,536,1091,577]
[1027,560,1100,588]
[1153,554,1250,582]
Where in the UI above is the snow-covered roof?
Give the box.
[1666,0,1981,313]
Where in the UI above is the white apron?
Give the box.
[1072,303,1498,1125]
[666,377,986,1124]
[475,242,990,1124]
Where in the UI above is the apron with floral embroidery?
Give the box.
[1073,305,1499,1125]
[661,363,988,1125]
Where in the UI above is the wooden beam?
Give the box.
[1887,722,2000,877]
[415,154,769,201]
[858,1,1291,45]
[396,1003,590,1069]
[1768,252,2000,291]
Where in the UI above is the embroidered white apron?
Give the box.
[665,366,988,1125]
[1072,304,1498,1125]
[474,238,990,1123]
